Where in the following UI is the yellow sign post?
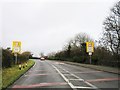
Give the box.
[12,41,21,64]
[86,42,94,64]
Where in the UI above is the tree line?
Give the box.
[48,1,120,68]
[2,48,32,68]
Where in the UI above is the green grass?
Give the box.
[2,59,35,89]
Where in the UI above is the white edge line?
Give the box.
[33,61,36,68]
[24,61,36,76]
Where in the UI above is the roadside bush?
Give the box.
[91,55,99,65]
[2,49,13,68]
[2,48,32,68]
[71,56,87,63]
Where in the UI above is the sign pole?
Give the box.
[89,52,92,64]
[90,54,91,64]
[16,54,17,64]
[15,53,17,64]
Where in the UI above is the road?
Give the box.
[9,59,119,90]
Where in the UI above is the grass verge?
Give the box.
[2,59,35,89]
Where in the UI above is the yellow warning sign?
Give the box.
[86,42,94,52]
[12,41,21,53]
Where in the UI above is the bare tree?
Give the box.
[66,33,93,50]
[101,1,120,57]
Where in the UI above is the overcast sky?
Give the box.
[0,0,118,56]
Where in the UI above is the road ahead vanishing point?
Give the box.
[9,60,119,89]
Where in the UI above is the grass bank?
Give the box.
[2,59,35,89]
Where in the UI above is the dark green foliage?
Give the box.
[72,56,84,63]
[67,44,71,57]
[2,49,13,68]
[2,48,32,68]
[48,33,119,68]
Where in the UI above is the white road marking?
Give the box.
[72,71,102,74]
[69,79,83,81]
[52,64,98,89]
[62,69,66,71]
[52,65,77,90]
[33,62,36,68]
[64,74,73,76]
[65,69,98,89]
[85,81,98,89]
[24,61,36,76]
[69,82,77,90]
[66,71,70,73]
[54,62,65,65]
[70,73,81,79]
[74,86,96,89]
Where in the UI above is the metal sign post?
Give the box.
[14,53,17,64]
[90,55,91,64]
[89,52,92,64]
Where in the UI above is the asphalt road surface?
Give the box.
[9,59,119,90]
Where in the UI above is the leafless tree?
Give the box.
[66,33,93,50]
[101,1,120,57]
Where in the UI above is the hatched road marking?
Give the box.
[52,65,98,90]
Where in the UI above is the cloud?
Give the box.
[1,0,117,56]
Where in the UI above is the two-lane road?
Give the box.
[9,59,119,90]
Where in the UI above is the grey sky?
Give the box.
[1,0,118,56]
